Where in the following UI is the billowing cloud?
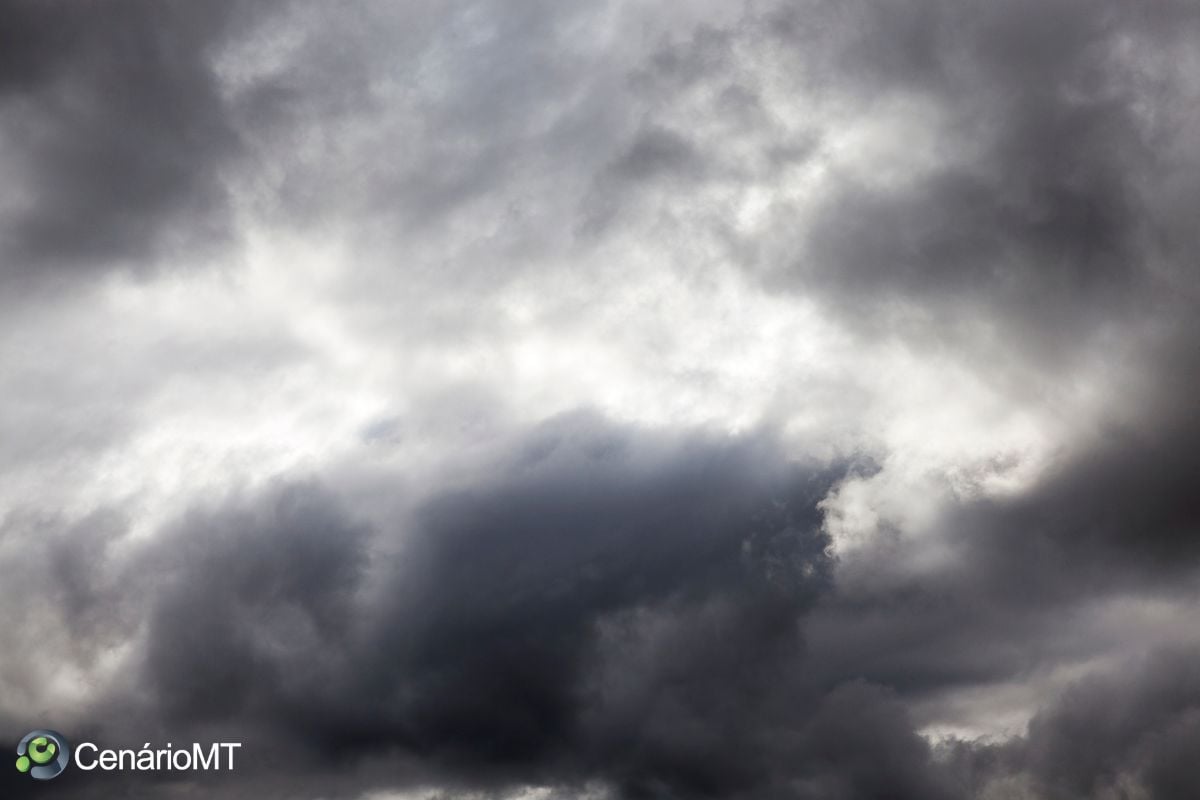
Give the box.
[1,0,1198,798]
[0,420,845,797]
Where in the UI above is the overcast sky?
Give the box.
[2,1,1199,798]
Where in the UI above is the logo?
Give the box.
[12,730,240,780]
[15,730,71,780]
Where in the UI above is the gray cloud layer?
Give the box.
[2,413,1198,799]
[0,0,276,282]
[2,0,1199,798]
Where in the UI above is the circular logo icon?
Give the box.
[15,730,70,780]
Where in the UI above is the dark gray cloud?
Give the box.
[790,0,1162,346]
[4,413,1190,800]
[10,415,1087,800]
[0,0,280,281]
[941,647,1200,800]
[0,419,864,798]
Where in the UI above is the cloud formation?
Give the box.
[1,1,1198,798]
[0,0,276,281]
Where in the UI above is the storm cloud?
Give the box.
[2,0,1199,798]
[0,0,275,281]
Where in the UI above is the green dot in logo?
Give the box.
[15,755,31,773]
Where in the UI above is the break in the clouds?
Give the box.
[1,1,1199,799]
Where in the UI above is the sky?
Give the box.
[1,1,1199,798]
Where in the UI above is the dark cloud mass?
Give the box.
[0,0,272,280]
[793,0,1169,343]
[0,421,861,798]
[939,647,1200,800]
[2,0,1199,798]
[1,414,1195,799]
